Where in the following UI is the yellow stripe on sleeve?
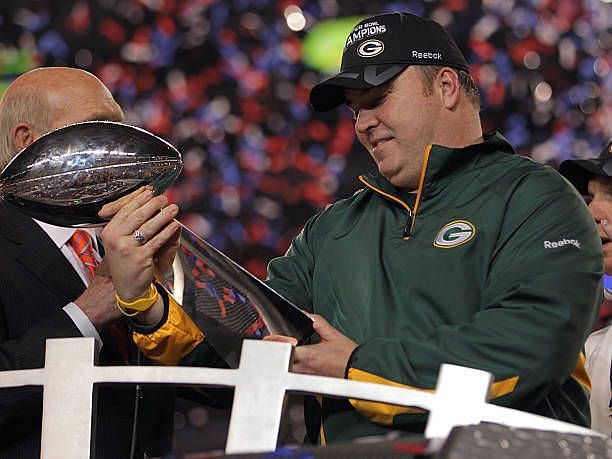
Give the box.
[347,368,431,424]
[347,367,519,425]
[133,293,204,366]
[571,352,591,393]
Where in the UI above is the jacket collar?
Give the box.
[360,131,514,200]
[424,131,514,189]
[0,201,85,301]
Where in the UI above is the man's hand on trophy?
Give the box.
[100,188,180,320]
[264,313,357,378]
[98,186,181,288]
[97,185,152,220]
[152,220,182,280]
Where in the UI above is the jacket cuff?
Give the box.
[132,287,205,366]
[344,344,361,379]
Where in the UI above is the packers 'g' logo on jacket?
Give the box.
[433,220,476,248]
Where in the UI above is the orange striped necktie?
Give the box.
[69,229,131,362]
[69,230,99,280]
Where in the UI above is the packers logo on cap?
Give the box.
[357,39,384,58]
[433,220,476,248]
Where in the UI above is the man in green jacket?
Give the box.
[102,12,603,445]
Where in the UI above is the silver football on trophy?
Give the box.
[0,121,182,227]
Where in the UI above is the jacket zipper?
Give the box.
[402,209,414,238]
[359,145,432,240]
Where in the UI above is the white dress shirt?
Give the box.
[34,219,103,344]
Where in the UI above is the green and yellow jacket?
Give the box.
[134,132,603,445]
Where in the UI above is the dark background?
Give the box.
[0,0,609,454]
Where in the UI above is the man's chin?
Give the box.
[377,159,396,177]
[377,163,402,185]
[382,172,417,189]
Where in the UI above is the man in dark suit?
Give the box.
[0,67,175,458]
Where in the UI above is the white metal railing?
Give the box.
[0,337,603,458]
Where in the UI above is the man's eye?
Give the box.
[583,195,593,205]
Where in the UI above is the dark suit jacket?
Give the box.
[0,201,174,458]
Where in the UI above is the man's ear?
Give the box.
[12,123,37,152]
[438,68,461,110]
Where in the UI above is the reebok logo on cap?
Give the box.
[412,50,442,60]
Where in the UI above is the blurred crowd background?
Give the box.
[0,0,610,455]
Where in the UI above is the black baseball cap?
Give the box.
[559,141,612,195]
[309,12,470,112]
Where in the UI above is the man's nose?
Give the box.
[354,108,379,135]
[588,199,609,222]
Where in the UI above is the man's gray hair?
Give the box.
[418,65,481,110]
[0,85,53,170]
